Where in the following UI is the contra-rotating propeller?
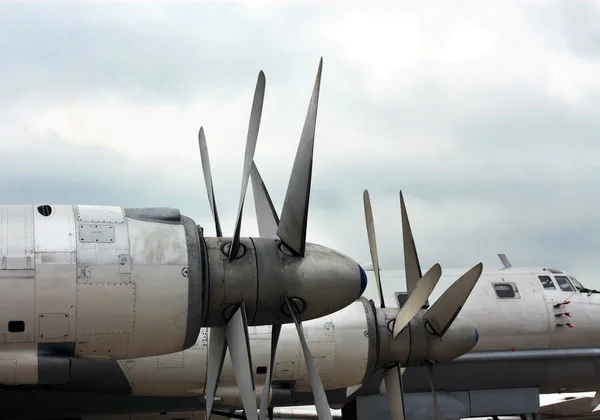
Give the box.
[198,68,265,420]
[249,162,333,420]
[362,189,483,420]
[199,59,333,420]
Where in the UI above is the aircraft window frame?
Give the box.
[554,275,575,292]
[537,275,556,290]
[568,276,584,290]
[490,281,521,300]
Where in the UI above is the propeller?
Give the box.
[361,189,483,420]
[199,59,334,420]
[250,161,333,420]
[202,69,266,420]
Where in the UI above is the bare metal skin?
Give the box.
[0,266,597,420]
[0,204,364,386]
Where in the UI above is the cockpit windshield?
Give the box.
[569,276,584,290]
[568,275,599,294]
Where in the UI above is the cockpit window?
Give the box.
[555,275,574,292]
[538,275,556,290]
[569,276,584,290]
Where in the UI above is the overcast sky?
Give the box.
[1,0,600,284]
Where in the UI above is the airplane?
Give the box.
[0,60,596,420]
[0,179,598,420]
[0,59,368,418]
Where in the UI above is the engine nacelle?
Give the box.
[0,204,366,361]
[0,205,199,360]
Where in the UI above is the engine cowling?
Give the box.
[0,204,366,361]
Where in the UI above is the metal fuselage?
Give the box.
[111,266,600,398]
[3,265,600,420]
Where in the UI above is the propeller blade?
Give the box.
[204,327,227,420]
[392,263,442,339]
[383,366,406,420]
[426,362,442,420]
[198,127,223,237]
[284,295,333,420]
[259,324,282,420]
[592,390,600,411]
[229,71,267,260]
[277,58,323,257]
[225,303,258,420]
[250,161,279,238]
[399,190,423,298]
[424,262,483,337]
[345,384,362,399]
[363,189,385,308]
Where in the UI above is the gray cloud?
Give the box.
[558,0,600,59]
[1,0,600,288]
[0,2,335,104]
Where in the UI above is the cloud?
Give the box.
[1,0,600,287]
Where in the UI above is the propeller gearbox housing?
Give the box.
[202,235,367,327]
[375,308,478,368]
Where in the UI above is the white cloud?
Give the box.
[1,0,600,287]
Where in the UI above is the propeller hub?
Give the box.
[374,309,478,368]
[359,264,368,295]
[425,316,478,363]
[202,236,365,327]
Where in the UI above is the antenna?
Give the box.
[498,253,512,269]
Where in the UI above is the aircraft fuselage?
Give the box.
[2,265,599,420]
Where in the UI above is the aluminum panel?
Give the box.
[34,264,77,343]
[127,218,187,266]
[76,282,135,336]
[1,206,35,270]
[76,205,125,223]
[39,313,70,339]
[34,205,76,254]
[0,277,35,343]
[78,224,115,244]
[76,219,130,284]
